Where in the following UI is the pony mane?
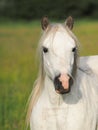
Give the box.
[26,23,80,126]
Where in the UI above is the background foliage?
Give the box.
[0,0,98,20]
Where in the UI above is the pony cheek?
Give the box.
[43,61,55,79]
[69,55,74,73]
[71,55,74,66]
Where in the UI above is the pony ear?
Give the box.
[41,16,49,30]
[65,16,74,30]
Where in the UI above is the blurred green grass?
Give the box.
[0,19,98,130]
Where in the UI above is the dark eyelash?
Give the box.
[72,47,76,52]
[43,47,48,53]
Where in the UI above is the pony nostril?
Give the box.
[55,74,61,79]
[69,76,73,87]
[54,74,61,82]
[54,74,61,90]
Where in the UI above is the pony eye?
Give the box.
[43,47,48,53]
[72,47,76,52]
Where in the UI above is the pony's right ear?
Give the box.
[41,16,49,30]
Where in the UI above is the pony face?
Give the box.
[41,17,78,94]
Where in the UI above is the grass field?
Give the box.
[0,19,98,130]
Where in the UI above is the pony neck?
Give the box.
[44,75,64,106]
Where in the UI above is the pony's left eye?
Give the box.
[72,47,76,52]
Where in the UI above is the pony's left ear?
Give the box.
[41,16,49,30]
[65,16,74,30]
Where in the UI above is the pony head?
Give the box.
[40,16,78,94]
[26,17,79,126]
